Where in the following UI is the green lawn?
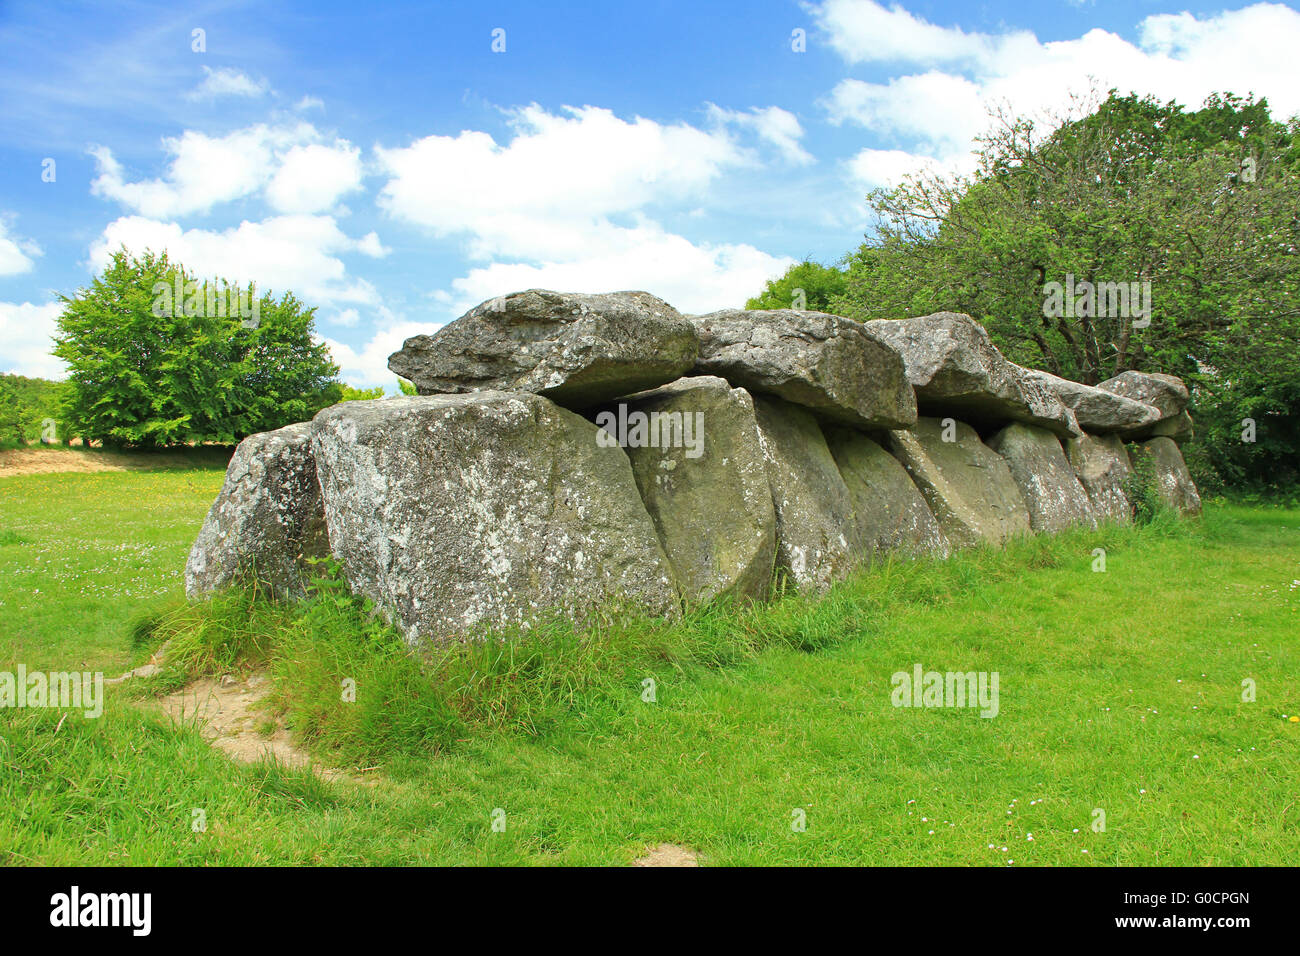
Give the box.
[1,458,1297,865]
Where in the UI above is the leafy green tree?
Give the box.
[337,384,385,402]
[0,374,66,442]
[745,259,848,312]
[0,379,24,445]
[826,89,1300,492]
[53,248,340,447]
[396,378,416,396]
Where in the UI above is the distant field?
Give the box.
[1,456,1297,865]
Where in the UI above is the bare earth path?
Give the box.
[0,446,231,478]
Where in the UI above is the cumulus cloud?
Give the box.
[266,142,364,213]
[90,122,363,218]
[707,104,815,165]
[376,103,791,313]
[187,66,270,100]
[89,214,387,309]
[377,104,742,253]
[813,1,1300,191]
[0,218,41,276]
[0,301,64,378]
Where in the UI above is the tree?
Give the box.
[53,248,340,446]
[827,89,1300,493]
[337,384,385,402]
[745,259,848,312]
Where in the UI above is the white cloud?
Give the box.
[0,219,41,276]
[0,301,64,378]
[90,122,363,218]
[323,315,430,389]
[845,147,978,191]
[707,104,815,165]
[376,103,791,320]
[810,0,1037,69]
[266,142,364,214]
[825,71,984,155]
[187,66,270,100]
[813,1,1300,193]
[89,214,387,310]
[442,221,792,317]
[377,104,742,254]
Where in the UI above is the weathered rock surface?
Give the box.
[1021,368,1160,433]
[864,313,1079,437]
[311,392,680,643]
[824,427,951,562]
[1095,371,1194,442]
[1096,370,1189,419]
[185,422,329,599]
[886,417,1032,549]
[603,376,776,606]
[689,309,916,430]
[1065,433,1133,524]
[1129,436,1203,516]
[751,395,860,592]
[388,290,699,407]
[987,423,1097,533]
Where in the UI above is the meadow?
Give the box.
[0,452,1297,865]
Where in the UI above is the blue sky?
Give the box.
[3,0,1299,387]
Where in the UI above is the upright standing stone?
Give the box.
[1128,437,1203,516]
[886,417,1032,549]
[987,423,1097,533]
[311,392,680,643]
[388,290,699,407]
[823,426,951,562]
[751,395,860,592]
[601,376,776,606]
[185,422,328,600]
[1065,433,1134,524]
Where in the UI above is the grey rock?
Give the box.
[864,312,1079,437]
[987,423,1098,533]
[601,376,776,606]
[1129,436,1203,516]
[1096,371,1194,442]
[1021,368,1160,433]
[824,426,951,562]
[311,392,680,643]
[1065,433,1134,524]
[886,417,1032,549]
[185,422,328,600]
[1096,370,1189,419]
[751,395,860,592]
[689,309,916,430]
[388,289,699,407]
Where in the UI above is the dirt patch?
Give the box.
[157,672,366,784]
[633,843,700,867]
[0,446,232,478]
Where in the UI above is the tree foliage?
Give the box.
[53,248,340,447]
[745,258,848,312]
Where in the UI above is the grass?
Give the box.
[1,457,1298,865]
